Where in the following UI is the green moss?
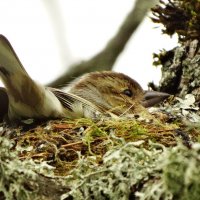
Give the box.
[162,143,200,200]
[0,102,200,199]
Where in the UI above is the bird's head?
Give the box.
[68,71,170,115]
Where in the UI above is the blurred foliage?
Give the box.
[152,0,200,41]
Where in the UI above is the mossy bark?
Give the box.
[156,40,200,101]
[152,1,200,103]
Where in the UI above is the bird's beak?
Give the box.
[141,90,170,107]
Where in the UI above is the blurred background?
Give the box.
[0,0,177,89]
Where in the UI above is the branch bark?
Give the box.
[151,0,200,100]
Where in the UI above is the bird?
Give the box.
[0,35,102,121]
[67,71,170,116]
[0,35,169,121]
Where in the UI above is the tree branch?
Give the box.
[48,0,157,88]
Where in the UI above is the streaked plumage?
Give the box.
[0,35,169,121]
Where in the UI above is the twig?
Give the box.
[48,0,157,88]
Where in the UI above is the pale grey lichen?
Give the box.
[149,93,200,123]
[61,140,163,200]
[175,94,200,121]
[138,142,200,200]
[61,140,200,200]
[0,137,54,200]
[1,130,200,200]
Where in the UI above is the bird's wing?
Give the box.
[49,88,104,118]
[0,35,28,75]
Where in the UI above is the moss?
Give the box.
[162,143,200,200]
[1,96,200,199]
[0,116,177,176]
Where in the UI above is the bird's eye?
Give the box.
[123,89,133,97]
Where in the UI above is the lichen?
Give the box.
[61,141,200,200]
[0,137,54,200]
[1,95,200,199]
